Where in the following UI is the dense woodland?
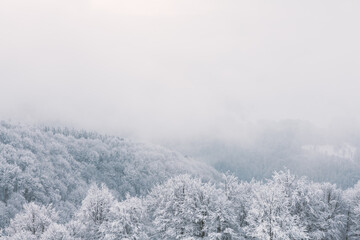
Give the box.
[0,121,216,230]
[3,171,360,239]
[2,121,360,239]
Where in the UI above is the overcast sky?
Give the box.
[1,0,360,142]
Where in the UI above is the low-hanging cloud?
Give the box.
[1,0,360,142]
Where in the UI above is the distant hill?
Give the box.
[0,121,218,228]
[165,120,360,188]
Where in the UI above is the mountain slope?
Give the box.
[0,121,218,227]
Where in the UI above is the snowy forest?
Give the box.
[2,121,360,239]
[2,0,360,239]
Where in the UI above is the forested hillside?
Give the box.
[0,121,218,229]
[2,121,360,239]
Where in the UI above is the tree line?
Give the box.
[3,170,360,240]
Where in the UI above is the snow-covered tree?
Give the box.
[0,160,20,204]
[66,219,86,239]
[5,202,58,238]
[305,182,346,240]
[40,223,72,240]
[147,175,206,239]
[343,181,360,239]
[147,175,239,240]
[73,183,115,240]
[100,195,148,240]
[221,174,257,230]
[271,170,347,239]
[245,179,308,240]
[207,189,239,240]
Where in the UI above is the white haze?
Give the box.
[1,0,360,143]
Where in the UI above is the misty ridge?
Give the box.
[165,119,360,189]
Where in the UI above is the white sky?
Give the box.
[1,0,360,141]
